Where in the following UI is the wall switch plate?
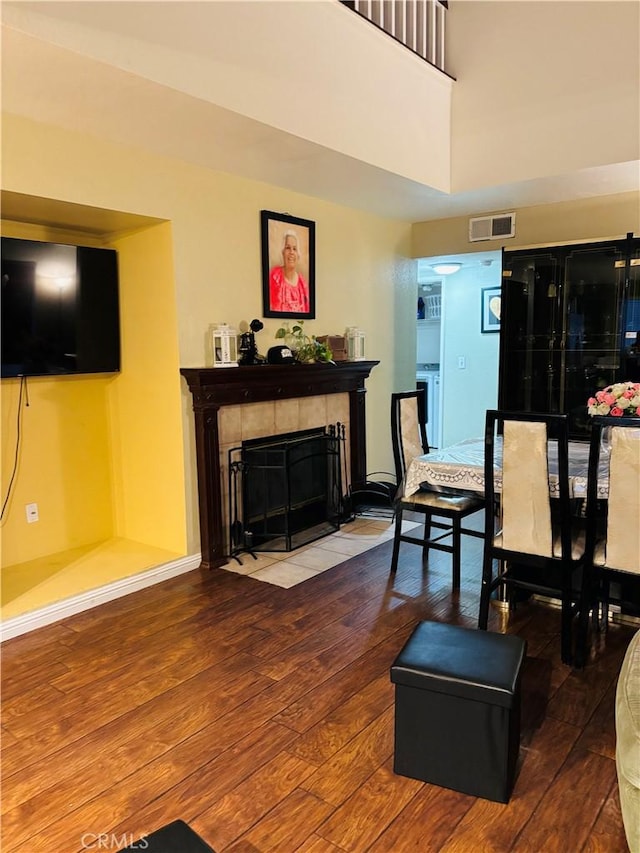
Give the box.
[457,356,466,369]
[26,503,39,523]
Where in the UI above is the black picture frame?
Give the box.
[481,286,501,333]
[261,210,316,319]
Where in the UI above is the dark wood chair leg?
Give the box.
[452,516,461,591]
[560,589,573,666]
[600,576,610,632]
[575,564,596,668]
[478,553,493,629]
[390,507,403,574]
[421,515,432,563]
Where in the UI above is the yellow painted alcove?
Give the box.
[1,193,187,622]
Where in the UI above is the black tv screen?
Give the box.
[1,237,120,378]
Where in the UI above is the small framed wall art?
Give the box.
[481,286,501,333]
[261,210,316,319]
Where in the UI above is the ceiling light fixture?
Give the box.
[431,262,462,275]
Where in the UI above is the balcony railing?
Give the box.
[341,0,449,75]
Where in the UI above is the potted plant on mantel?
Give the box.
[275,321,333,363]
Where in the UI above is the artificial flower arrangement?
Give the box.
[587,381,640,418]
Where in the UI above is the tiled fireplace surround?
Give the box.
[181,362,379,569]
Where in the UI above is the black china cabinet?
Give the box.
[499,234,640,440]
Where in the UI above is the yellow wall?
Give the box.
[2,106,637,617]
[0,214,187,574]
[1,373,115,565]
[1,220,113,566]
[411,192,640,258]
[108,224,186,551]
[1,113,414,575]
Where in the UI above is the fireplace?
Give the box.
[181,361,379,570]
[229,425,344,557]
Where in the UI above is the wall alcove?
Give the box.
[1,192,188,631]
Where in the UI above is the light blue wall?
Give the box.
[438,250,502,445]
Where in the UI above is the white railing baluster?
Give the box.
[428,0,437,66]
[341,0,448,75]
[437,0,445,71]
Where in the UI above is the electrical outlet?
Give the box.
[26,503,39,523]
[457,356,466,369]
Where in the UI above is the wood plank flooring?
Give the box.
[1,520,635,852]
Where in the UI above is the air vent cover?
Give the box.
[469,212,516,242]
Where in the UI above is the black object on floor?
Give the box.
[350,475,397,518]
[118,820,215,852]
[390,620,526,803]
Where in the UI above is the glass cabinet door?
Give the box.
[621,246,640,383]
[562,243,626,438]
[500,251,562,414]
[499,237,640,440]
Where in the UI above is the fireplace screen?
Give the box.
[228,425,344,559]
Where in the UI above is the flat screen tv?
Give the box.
[1,237,120,378]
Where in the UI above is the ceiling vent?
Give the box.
[469,212,516,242]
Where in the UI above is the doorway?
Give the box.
[416,250,502,447]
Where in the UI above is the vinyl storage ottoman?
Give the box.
[390,621,526,803]
[118,820,215,852]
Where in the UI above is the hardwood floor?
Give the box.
[1,520,635,853]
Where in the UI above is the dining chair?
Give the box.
[576,416,640,665]
[478,410,585,666]
[390,389,484,591]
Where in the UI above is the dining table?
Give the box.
[403,435,610,501]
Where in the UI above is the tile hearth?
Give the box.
[222,517,420,588]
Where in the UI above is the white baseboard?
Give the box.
[1,553,202,642]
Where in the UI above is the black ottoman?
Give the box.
[118,820,215,852]
[390,621,526,803]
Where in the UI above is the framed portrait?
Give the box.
[481,286,501,333]
[261,210,316,319]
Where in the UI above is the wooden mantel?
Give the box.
[181,361,380,569]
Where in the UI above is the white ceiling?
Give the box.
[2,1,639,224]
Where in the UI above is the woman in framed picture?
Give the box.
[269,229,309,314]
[261,210,315,319]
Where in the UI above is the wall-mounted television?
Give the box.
[1,237,120,378]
